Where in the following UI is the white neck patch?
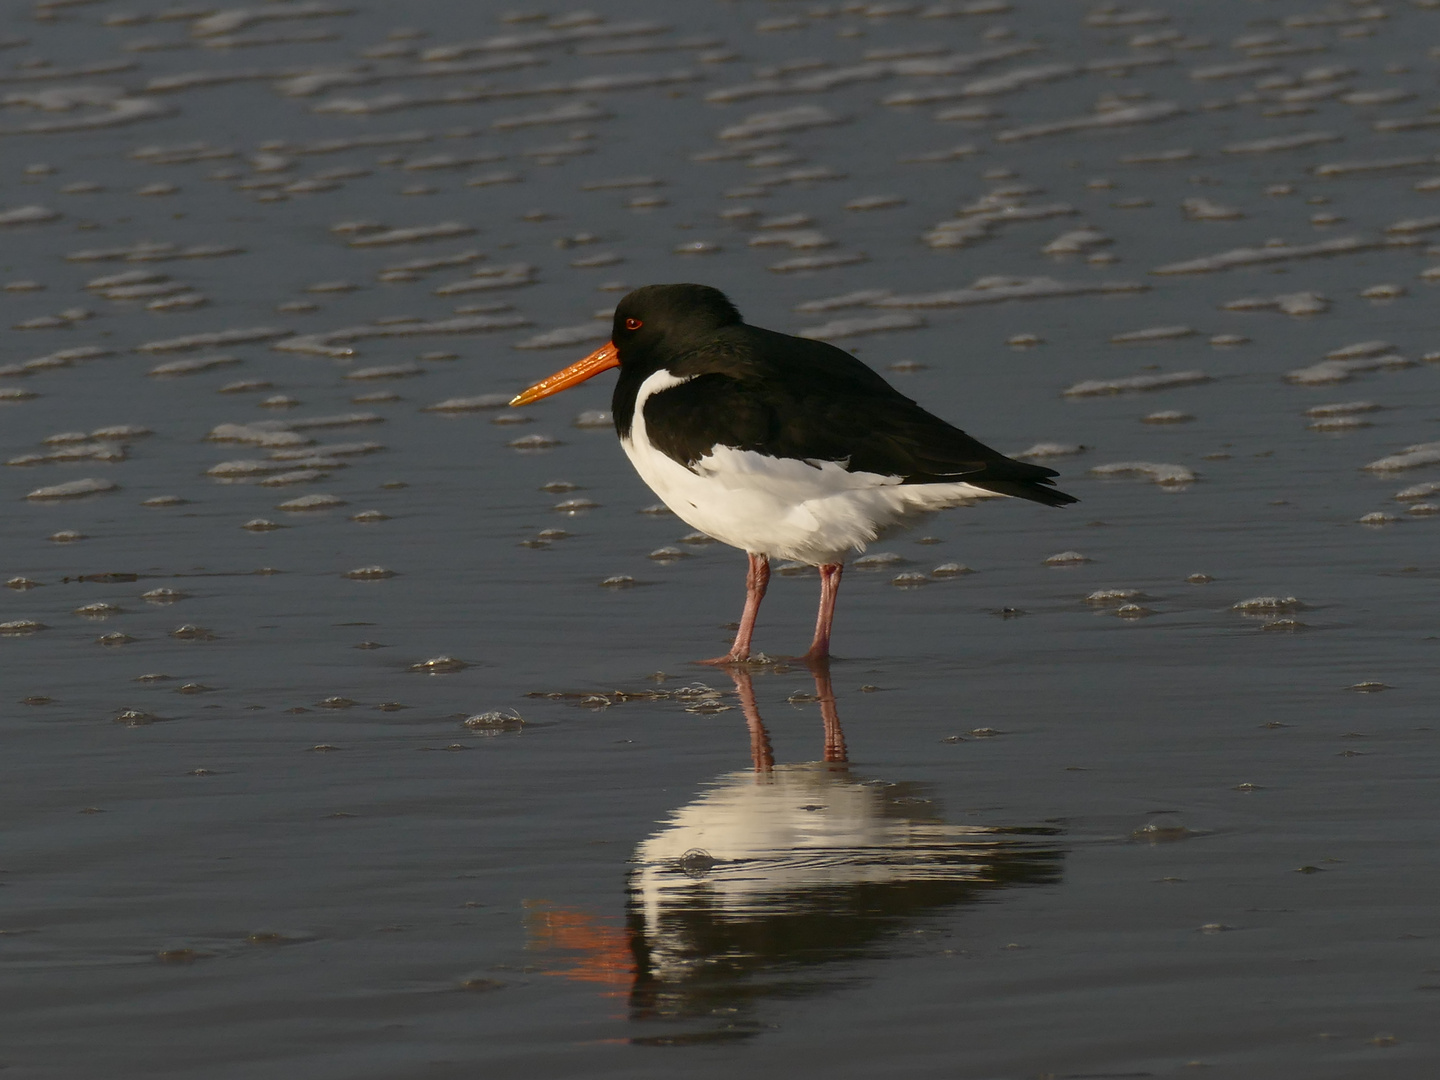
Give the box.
[634,368,696,409]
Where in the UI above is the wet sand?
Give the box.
[2,2,1438,1077]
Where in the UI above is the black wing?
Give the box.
[645,326,1077,508]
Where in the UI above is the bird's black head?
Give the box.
[508,283,744,422]
[612,284,743,373]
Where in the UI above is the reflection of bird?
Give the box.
[526,663,1065,1041]
[511,283,1077,663]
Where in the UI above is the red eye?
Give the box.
[624,317,642,331]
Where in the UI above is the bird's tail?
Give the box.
[968,478,1079,507]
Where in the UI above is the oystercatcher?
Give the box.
[511,283,1076,663]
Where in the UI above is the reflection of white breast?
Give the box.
[627,765,1064,990]
[632,765,1001,939]
[638,765,910,863]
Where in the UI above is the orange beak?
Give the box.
[509,341,619,406]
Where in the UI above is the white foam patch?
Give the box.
[276,493,347,511]
[1183,197,1244,221]
[573,410,612,429]
[1223,292,1329,316]
[259,469,329,487]
[0,206,61,227]
[1363,442,1440,472]
[1306,402,1379,417]
[513,324,610,349]
[148,355,241,377]
[1064,371,1210,396]
[277,55,543,97]
[7,347,113,375]
[796,313,924,340]
[1313,155,1437,177]
[1090,462,1197,485]
[886,43,1038,82]
[879,276,1145,308]
[190,3,355,38]
[419,20,666,63]
[1015,443,1086,459]
[1222,132,1341,154]
[1085,589,1146,605]
[951,61,1084,98]
[494,100,611,130]
[1190,60,1280,81]
[748,230,833,250]
[273,313,530,357]
[272,441,382,458]
[208,458,342,478]
[794,289,894,312]
[135,328,287,353]
[26,478,118,500]
[285,414,383,430]
[10,444,126,466]
[96,281,191,301]
[0,99,174,136]
[433,264,536,295]
[753,165,847,190]
[316,72,692,116]
[845,195,905,211]
[719,104,849,139]
[769,252,868,272]
[344,364,425,380]
[346,222,476,247]
[1042,227,1111,255]
[1394,481,1440,502]
[207,423,312,447]
[1153,236,1400,275]
[924,203,1077,249]
[1111,326,1195,344]
[1385,214,1440,236]
[997,101,1182,142]
[422,395,511,412]
[1233,596,1304,613]
[1120,148,1197,164]
[67,241,245,263]
[712,63,893,104]
[1285,355,1412,385]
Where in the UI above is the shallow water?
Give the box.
[2,1,1439,1076]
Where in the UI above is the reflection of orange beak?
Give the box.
[524,900,635,991]
[509,341,619,406]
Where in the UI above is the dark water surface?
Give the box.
[2,1,1438,1076]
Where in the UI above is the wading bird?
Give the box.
[511,283,1076,664]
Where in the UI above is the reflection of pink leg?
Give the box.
[806,658,848,764]
[698,552,770,666]
[799,563,843,663]
[727,665,774,773]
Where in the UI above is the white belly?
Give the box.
[620,370,998,565]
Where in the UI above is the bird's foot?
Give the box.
[696,651,783,667]
[795,647,833,667]
[696,652,747,667]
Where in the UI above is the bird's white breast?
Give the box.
[619,369,998,565]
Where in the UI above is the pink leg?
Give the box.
[799,563,843,663]
[698,552,770,665]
